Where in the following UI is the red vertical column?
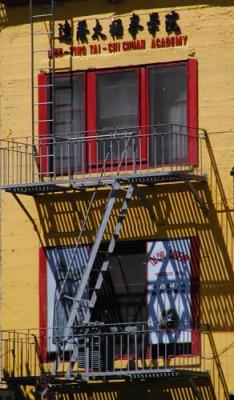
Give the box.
[188,59,198,167]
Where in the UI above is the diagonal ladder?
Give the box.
[53,132,133,317]
[52,180,120,376]
[52,133,134,376]
[64,182,134,378]
[63,181,134,338]
[83,183,134,324]
[63,179,120,336]
[53,180,134,376]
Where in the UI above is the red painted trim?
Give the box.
[38,61,198,175]
[87,71,97,170]
[188,59,198,167]
[190,236,200,354]
[38,73,49,175]
[39,247,47,362]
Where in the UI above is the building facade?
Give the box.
[0,0,233,399]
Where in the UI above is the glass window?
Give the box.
[149,65,187,165]
[96,71,139,162]
[53,74,85,174]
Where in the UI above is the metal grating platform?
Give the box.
[3,172,207,196]
[4,369,210,386]
[77,369,210,382]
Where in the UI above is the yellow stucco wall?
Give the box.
[0,0,233,398]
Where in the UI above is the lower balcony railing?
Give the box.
[0,323,229,399]
[0,124,204,188]
[1,323,199,378]
[0,323,218,377]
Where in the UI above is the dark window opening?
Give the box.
[91,241,147,324]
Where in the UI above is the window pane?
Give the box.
[53,74,85,174]
[96,71,138,162]
[149,65,187,165]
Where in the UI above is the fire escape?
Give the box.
[0,1,232,399]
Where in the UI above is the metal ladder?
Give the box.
[30,0,55,177]
[51,134,134,375]
[63,181,134,378]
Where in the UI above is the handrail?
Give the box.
[53,131,134,320]
[0,124,202,188]
[203,130,234,236]
[203,325,229,400]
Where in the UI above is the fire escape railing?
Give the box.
[0,124,203,188]
[1,323,201,378]
[0,324,229,400]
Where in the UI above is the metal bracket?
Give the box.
[188,378,204,400]
[134,186,158,225]
[185,181,208,216]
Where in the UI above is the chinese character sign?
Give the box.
[57,11,182,46]
[165,11,181,35]
[147,238,199,349]
[128,13,144,39]
[58,20,72,43]
[109,18,124,39]
[147,12,160,37]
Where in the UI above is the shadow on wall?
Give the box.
[0,2,7,25]
[34,180,234,332]
[2,363,218,400]
[35,377,217,400]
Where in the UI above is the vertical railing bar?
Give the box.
[82,137,85,176]
[105,334,108,373]
[96,138,99,176]
[7,139,9,185]
[142,325,144,369]
[113,333,115,372]
[118,137,120,173]
[68,137,71,180]
[25,142,28,183]
[60,142,63,179]
[12,144,15,185]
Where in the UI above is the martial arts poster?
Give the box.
[147,237,199,354]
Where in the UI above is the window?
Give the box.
[96,70,139,162]
[54,73,85,174]
[38,60,197,175]
[39,237,200,358]
[149,64,188,165]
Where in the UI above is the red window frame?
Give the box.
[87,67,143,170]
[38,59,198,175]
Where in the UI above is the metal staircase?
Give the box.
[52,179,135,377]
